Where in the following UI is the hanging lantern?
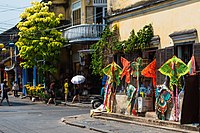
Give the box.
[2,48,6,53]
[0,43,4,48]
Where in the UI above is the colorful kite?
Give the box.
[102,61,122,86]
[141,59,156,87]
[102,61,122,113]
[131,57,143,97]
[187,55,196,75]
[158,56,189,89]
[121,57,131,84]
[158,56,189,122]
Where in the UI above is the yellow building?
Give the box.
[48,0,107,93]
[107,0,200,83]
[106,0,200,118]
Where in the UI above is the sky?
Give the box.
[0,0,40,34]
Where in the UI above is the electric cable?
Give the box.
[0,9,107,36]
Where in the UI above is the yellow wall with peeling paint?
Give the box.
[108,1,200,48]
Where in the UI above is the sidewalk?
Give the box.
[94,112,199,132]
[8,95,199,132]
[62,101,199,133]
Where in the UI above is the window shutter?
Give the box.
[156,49,165,85]
[193,43,200,71]
[165,46,174,60]
[156,46,174,85]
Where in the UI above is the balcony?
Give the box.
[62,24,106,44]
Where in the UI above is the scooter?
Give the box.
[91,96,103,109]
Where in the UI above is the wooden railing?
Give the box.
[62,24,106,43]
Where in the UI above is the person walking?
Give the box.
[0,79,11,106]
[12,81,19,97]
[71,84,81,104]
[47,80,57,105]
[63,78,69,103]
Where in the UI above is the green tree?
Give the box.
[90,25,120,76]
[16,1,65,73]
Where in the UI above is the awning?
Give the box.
[169,29,197,42]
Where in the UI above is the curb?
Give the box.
[89,127,110,133]
[61,118,110,133]
[64,103,92,108]
[61,118,86,128]
[93,112,199,133]
[93,116,194,133]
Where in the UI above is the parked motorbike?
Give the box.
[91,96,103,109]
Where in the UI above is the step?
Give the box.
[93,115,198,133]
[99,112,199,132]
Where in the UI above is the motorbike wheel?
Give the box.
[92,101,101,109]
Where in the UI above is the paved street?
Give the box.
[0,96,179,133]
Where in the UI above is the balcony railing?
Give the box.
[62,24,106,43]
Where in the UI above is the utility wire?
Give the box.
[0,10,106,36]
[0,17,20,23]
[0,3,29,13]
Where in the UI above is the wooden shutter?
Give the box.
[165,46,174,60]
[193,43,200,71]
[156,46,174,85]
[156,49,165,85]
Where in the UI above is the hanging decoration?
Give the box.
[130,57,143,115]
[155,84,172,120]
[103,80,112,112]
[141,59,157,87]
[131,57,143,97]
[121,57,131,84]
[102,61,122,112]
[187,55,196,75]
[102,61,122,86]
[158,56,189,89]
[158,56,189,121]
[126,84,136,114]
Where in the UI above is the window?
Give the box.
[175,41,193,63]
[169,29,197,63]
[72,1,81,25]
[73,9,81,25]
[94,7,107,24]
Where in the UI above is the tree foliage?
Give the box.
[16,1,65,73]
[113,24,154,53]
[90,24,154,76]
[90,25,120,76]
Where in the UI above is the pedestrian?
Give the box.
[47,80,57,105]
[63,78,69,103]
[71,84,81,104]
[12,81,19,97]
[0,79,12,106]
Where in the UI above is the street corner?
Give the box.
[61,115,87,129]
[61,117,66,122]
[61,114,90,124]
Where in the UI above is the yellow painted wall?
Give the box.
[110,1,200,48]
[51,0,71,20]
[110,0,143,11]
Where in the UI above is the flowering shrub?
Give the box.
[25,84,48,101]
